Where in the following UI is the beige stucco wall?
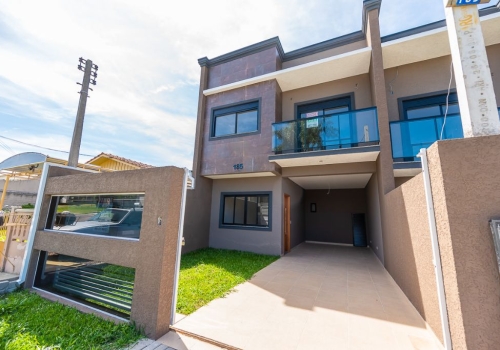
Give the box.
[383,173,443,344]
[281,74,373,121]
[366,173,383,263]
[304,189,367,245]
[282,40,368,69]
[427,136,500,349]
[209,176,282,256]
[384,43,500,122]
[26,166,184,339]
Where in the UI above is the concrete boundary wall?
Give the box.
[25,166,185,339]
[383,173,443,343]
[427,136,500,350]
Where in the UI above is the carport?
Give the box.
[170,243,443,350]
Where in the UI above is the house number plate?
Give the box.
[233,163,243,170]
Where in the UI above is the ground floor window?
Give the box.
[221,193,270,229]
[34,252,135,318]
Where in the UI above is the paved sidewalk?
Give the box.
[126,338,176,350]
[172,243,443,350]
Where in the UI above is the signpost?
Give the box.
[443,0,500,137]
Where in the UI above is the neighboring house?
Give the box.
[184,0,500,257]
[0,152,152,209]
[85,152,153,171]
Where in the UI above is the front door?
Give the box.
[284,194,291,253]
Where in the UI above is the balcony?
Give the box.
[269,107,380,167]
[390,108,500,162]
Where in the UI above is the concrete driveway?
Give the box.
[171,243,443,350]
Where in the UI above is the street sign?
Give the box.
[446,0,490,7]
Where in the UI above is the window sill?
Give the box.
[209,130,260,141]
[218,224,271,232]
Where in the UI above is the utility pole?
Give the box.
[443,0,500,137]
[68,57,98,167]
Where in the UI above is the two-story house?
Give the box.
[184,0,500,261]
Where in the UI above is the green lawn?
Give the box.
[0,290,143,350]
[56,204,105,215]
[176,248,279,315]
[0,248,278,348]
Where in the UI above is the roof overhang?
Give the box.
[269,145,380,168]
[0,152,105,179]
[393,161,422,177]
[203,172,277,180]
[382,11,500,69]
[203,47,372,96]
[289,173,373,190]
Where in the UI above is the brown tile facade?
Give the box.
[201,80,281,176]
[207,47,281,89]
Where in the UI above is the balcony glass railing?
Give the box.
[390,114,463,161]
[272,107,379,154]
[390,108,500,161]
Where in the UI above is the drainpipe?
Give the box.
[170,168,194,324]
[417,148,452,350]
[17,162,50,285]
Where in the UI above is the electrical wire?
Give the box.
[0,139,14,155]
[440,60,454,140]
[0,134,93,157]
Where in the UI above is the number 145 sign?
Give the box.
[447,0,490,6]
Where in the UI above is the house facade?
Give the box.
[184,0,500,258]
[182,1,500,346]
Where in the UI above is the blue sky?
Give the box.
[0,0,493,168]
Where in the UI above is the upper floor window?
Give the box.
[212,100,259,138]
[401,92,459,120]
[297,95,352,119]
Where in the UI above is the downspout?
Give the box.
[417,148,452,350]
[170,168,193,324]
[17,162,50,284]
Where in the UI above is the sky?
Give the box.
[0,0,494,168]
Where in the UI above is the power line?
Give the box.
[0,134,94,157]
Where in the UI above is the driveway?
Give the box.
[172,243,443,350]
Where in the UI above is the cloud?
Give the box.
[0,0,479,169]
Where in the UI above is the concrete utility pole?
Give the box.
[443,0,500,137]
[68,58,98,167]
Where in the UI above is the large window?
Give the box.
[46,194,144,240]
[297,96,352,119]
[212,101,259,138]
[34,252,135,318]
[221,193,270,229]
[401,92,459,120]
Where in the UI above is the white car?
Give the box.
[58,208,143,239]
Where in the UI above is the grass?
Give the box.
[56,204,105,215]
[176,248,279,315]
[0,290,143,350]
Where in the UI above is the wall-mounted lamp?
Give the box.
[310,203,316,213]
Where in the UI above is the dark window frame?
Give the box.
[398,89,459,121]
[293,92,355,119]
[210,99,261,140]
[219,191,272,231]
